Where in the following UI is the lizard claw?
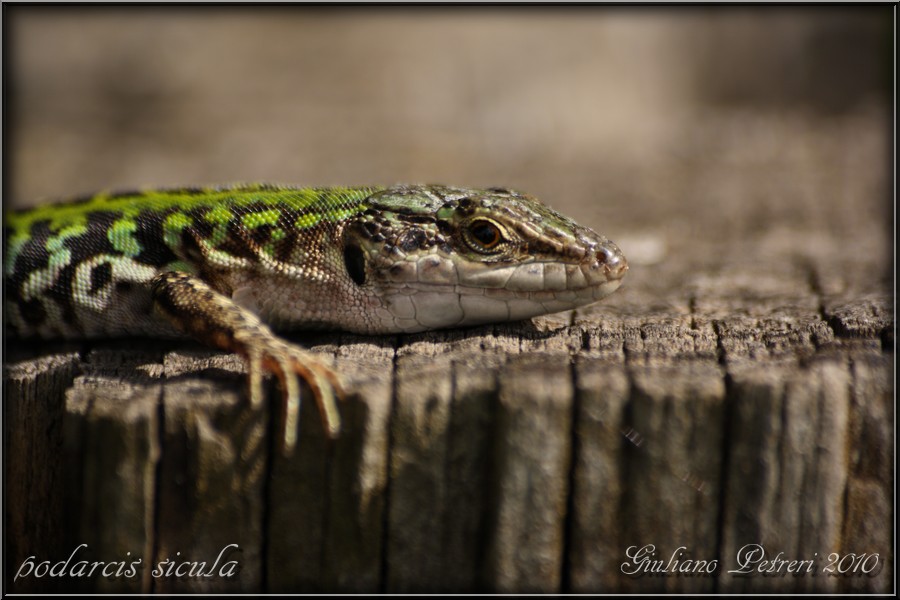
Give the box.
[250,337,343,454]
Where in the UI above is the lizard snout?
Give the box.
[594,241,628,280]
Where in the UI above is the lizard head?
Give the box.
[340,184,627,333]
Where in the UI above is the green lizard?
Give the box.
[4,183,627,452]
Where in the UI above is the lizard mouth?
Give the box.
[373,246,628,333]
[451,237,628,295]
[375,277,624,333]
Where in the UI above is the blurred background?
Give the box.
[3,6,893,297]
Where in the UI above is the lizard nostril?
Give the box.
[596,244,627,278]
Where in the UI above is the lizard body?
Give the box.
[4,183,627,451]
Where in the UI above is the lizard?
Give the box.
[4,183,628,453]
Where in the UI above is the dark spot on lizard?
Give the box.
[436,220,453,235]
[527,240,559,256]
[180,228,207,264]
[398,229,427,253]
[134,209,179,267]
[362,221,380,238]
[398,214,437,224]
[89,262,113,295]
[106,189,144,200]
[11,221,52,276]
[343,243,367,286]
[248,223,274,246]
[19,297,47,327]
[274,231,298,263]
[48,264,78,326]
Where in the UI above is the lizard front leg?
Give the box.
[150,271,342,454]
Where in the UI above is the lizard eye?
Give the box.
[464,219,505,253]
